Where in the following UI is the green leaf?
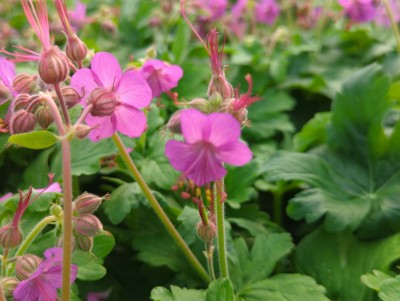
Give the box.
[237,274,330,301]
[92,232,115,258]
[8,131,59,149]
[206,278,235,301]
[362,270,393,291]
[150,286,206,301]
[171,20,191,64]
[73,250,107,281]
[295,227,400,301]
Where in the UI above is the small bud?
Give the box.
[0,224,23,248]
[13,94,31,111]
[74,214,103,237]
[165,110,182,134]
[76,235,93,252]
[181,191,191,199]
[87,88,118,117]
[145,46,157,59]
[12,73,37,94]
[9,110,36,134]
[38,46,70,85]
[62,86,81,108]
[35,104,54,129]
[208,75,234,101]
[50,204,63,218]
[1,277,19,297]
[66,34,88,63]
[73,192,102,215]
[197,222,217,243]
[15,254,42,280]
[188,98,209,113]
[74,124,91,139]
[208,92,222,112]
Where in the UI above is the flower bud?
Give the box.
[66,34,88,63]
[207,75,233,101]
[12,73,37,94]
[74,124,91,139]
[1,277,19,297]
[62,86,81,108]
[76,235,93,252]
[13,94,31,111]
[35,104,54,129]
[9,110,36,134]
[188,98,209,113]
[165,110,182,134]
[74,214,103,237]
[73,193,102,215]
[0,224,23,248]
[208,92,222,112]
[50,204,63,218]
[88,88,118,116]
[15,254,42,280]
[197,222,217,243]
[38,46,70,84]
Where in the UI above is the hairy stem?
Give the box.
[205,242,216,280]
[54,83,71,127]
[0,283,5,301]
[215,180,229,278]
[112,133,210,283]
[1,249,9,276]
[382,0,400,53]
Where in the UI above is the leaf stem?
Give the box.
[54,83,71,127]
[1,248,9,276]
[111,133,210,283]
[382,0,400,53]
[205,242,216,280]
[215,180,229,278]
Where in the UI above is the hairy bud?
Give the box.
[66,34,88,63]
[208,75,233,101]
[12,73,37,94]
[13,94,31,111]
[0,224,23,248]
[74,124,91,139]
[38,46,70,84]
[188,98,209,113]
[15,254,42,280]
[165,110,182,134]
[88,88,118,116]
[62,86,81,108]
[35,104,54,129]
[76,235,93,252]
[197,222,217,243]
[9,110,36,134]
[73,193,102,215]
[50,204,63,218]
[74,214,103,237]
[1,277,19,297]
[208,92,222,112]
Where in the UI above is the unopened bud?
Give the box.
[145,46,157,59]
[74,214,103,237]
[62,86,81,108]
[76,235,93,252]
[208,92,222,112]
[35,104,54,129]
[13,94,31,111]
[1,277,19,297]
[66,34,88,63]
[88,88,118,116]
[57,235,76,250]
[74,124,91,139]
[197,222,217,243]
[181,191,191,199]
[188,98,209,113]
[15,254,42,280]
[165,110,182,134]
[50,204,63,217]
[38,46,70,84]
[208,75,233,101]
[0,224,23,248]
[73,193,102,215]
[9,110,36,134]
[12,73,37,94]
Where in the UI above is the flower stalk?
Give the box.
[215,180,229,278]
[382,0,400,53]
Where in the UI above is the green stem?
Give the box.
[205,242,216,280]
[137,108,148,153]
[112,133,210,283]
[215,180,229,278]
[382,0,400,53]
[273,189,283,226]
[54,83,71,127]
[1,249,9,276]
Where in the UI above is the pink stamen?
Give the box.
[232,74,262,111]
[1,46,40,62]
[54,0,74,37]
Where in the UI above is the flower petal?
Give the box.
[217,141,252,166]
[117,70,152,109]
[0,56,16,90]
[91,52,122,88]
[206,112,241,147]
[13,278,40,301]
[85,114,116,141]
[180,109,208,144]
[70,68,98,105]
[114,105,147,138]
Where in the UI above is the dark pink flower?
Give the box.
[0,56,16,101]
[339,0,376,23]
[230,0,248,39]
[165,109,252,186]
[255,0,280,25]
[71,52,152,141]
[140,59,183,98]
[13,247,77,301]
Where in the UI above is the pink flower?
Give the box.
[338,0,376,23]
[13,247,77,301]
[71,52,152,141]
[0,56,16,101]
[255,0,280,25]
[32,182,62,194]
[375,0,400,27]
[165,109,252,186]
[69,1,89,30]
[87,288,112,301]
[140,59,183,98]
[197,0,228,21]
[0,193,12,202]
[231,0,248,39]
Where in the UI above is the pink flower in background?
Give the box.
[71,52,152,141]
[13,247,77,301]
[165,109,252,186]
[140,59,183,98]
[231,0,248,39]
[255,0,280,25]
[197,0,228,21]
[69,1,89,30]
[87,288,112,301]
[0,193,12,202]
[375,0,400,27]
[338,0,376,23]
[0,56,16,102]
[32,182,62,194]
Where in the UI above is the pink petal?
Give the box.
[32,183,62,194]
[0,56,15,91]
[116,70,152,109]
[217,141,252,166]
[70,68,98,105]
[14,278,40,301]
[180,109,208,144]
[91,52,122,88]
[161,64,183,90]
[0,192,12,202]
[114,105,147,138]
[87,288,112,301]
[86,114,116,141]
[206,112,241,147]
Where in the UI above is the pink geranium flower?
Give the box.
[13,247,77,301]
[255,0,280,25]
[165,109,252,186]
[69,1,90,30]
[231,0,248,39]
[338,0,376,23]
[71,52,152,141]
[375,0,400,27]
[140,59,183,98]
[197,0,228,21]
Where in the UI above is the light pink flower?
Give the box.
[140,59,183,98]
[0,193,12,202]
[165,109,252,186]
[32,182,62,194]
[69,1,89,30]
[255,0,280,25]
[87,288,112,301]
[71,52,152,141]
[197,0,228,21]
[0,56,16,100]
[338,0,376,23]
[375,0,400,27]
[13,247,77,301]
[231,0,248,39]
